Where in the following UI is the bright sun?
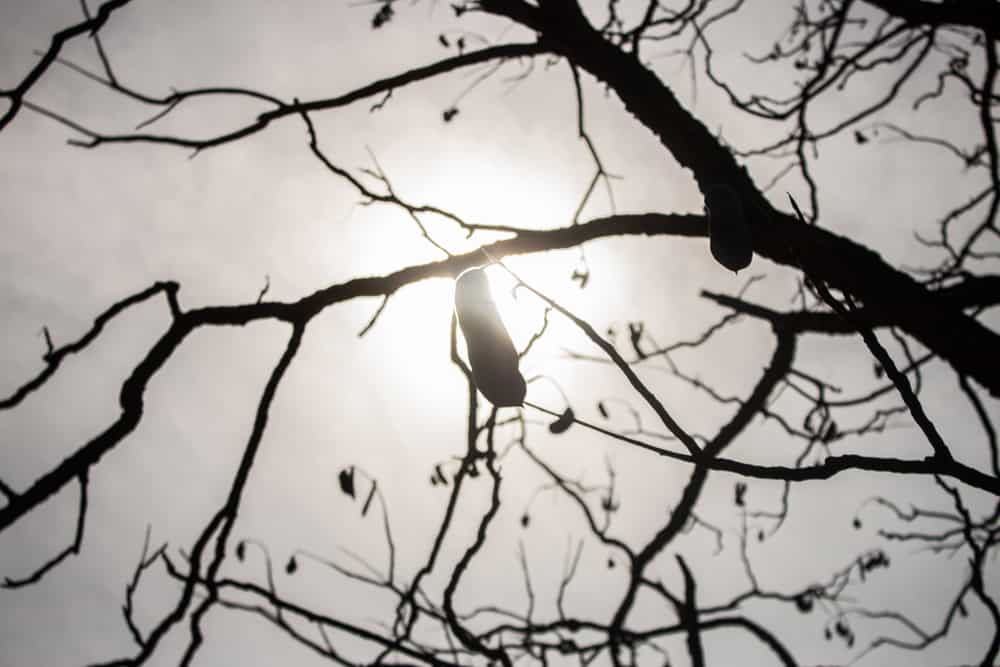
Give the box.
[357,146,595,407]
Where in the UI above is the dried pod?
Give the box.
[704,183,753,272]
[432,464,448,486]
[455,269,527,407]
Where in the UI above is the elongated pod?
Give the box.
[454,268,526,407]
[705,183,753,272]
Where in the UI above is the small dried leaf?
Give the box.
[442,107,459,123]
[734,482,747,507]
[548,407,575,434]
[371,3,393,28]
[338,467,356,499]
[285,555,298,575]
[235,540,246,562]
[600,495,619,512]
[852,517,862,529]
[520,514,530,528]
[597,401,609,419]
[433,464,448,486]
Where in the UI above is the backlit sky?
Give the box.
[0,1,996,666]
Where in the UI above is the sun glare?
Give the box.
[363,147,601,410]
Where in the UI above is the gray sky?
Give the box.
[1,1,996,666]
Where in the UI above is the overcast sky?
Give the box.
[1,1,996,666]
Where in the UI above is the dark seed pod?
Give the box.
[704,184,753,272]
[455,269,527,407]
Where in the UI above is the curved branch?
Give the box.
[0,0,135,131]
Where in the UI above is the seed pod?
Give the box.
[455,268,527,407]
[704,183,753,272]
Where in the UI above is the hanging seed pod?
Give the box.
[704,183,753,272]
[454,268,527,407]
